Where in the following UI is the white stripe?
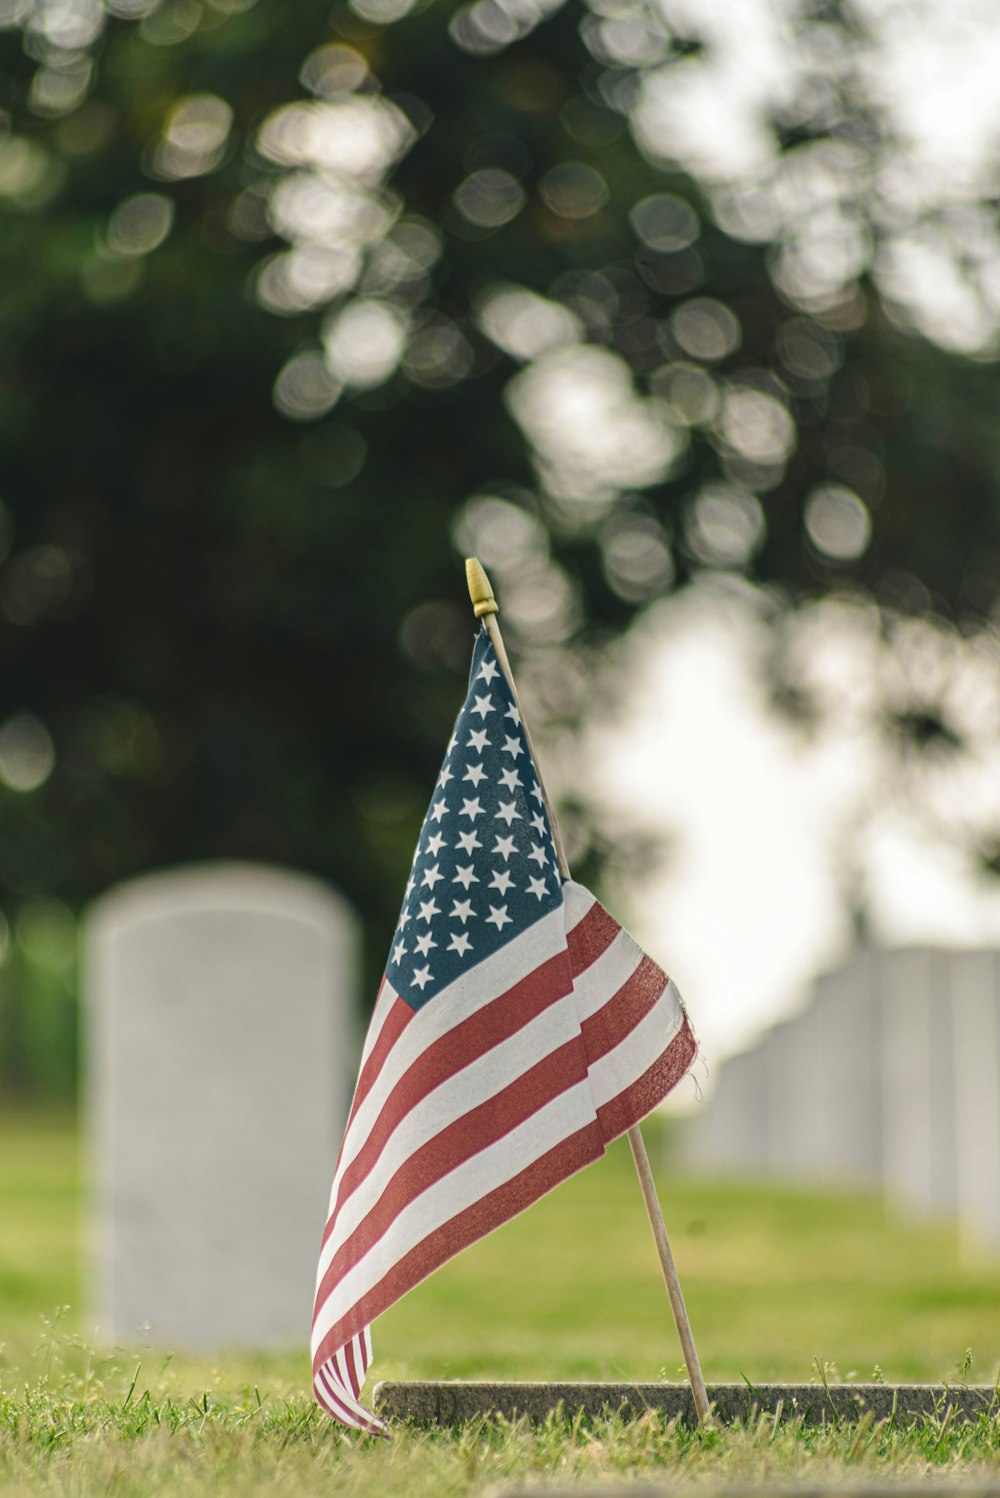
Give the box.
[358,979,398,1072]
[312,1073,601,1352]
[589,981,685,1111]
[563,880,597,933]
[322,1363,378,1430]
[571,929,647,1023]
[323,981,402,1221]
[352,1333,366,1390]
[333,1345,354,1393]
[316,1364,379,1430]
[316,990,589,1279]
[328,905,568,1201]
[315,1375,348,1422]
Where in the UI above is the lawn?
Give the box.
[1,1106,998,1495]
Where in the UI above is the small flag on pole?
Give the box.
[311,623,698,1432]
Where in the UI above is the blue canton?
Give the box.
[388,626,562,1011]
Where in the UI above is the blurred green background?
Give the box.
[4,1110,999,1389]
[3,0,1000,1096]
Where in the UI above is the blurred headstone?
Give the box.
[765,955,882,1187]
[680,943,999,1257]
[880,949,958,1219]
[677,1044,769,1175]
[84,862,358,1348]
[950,951,1000,1253]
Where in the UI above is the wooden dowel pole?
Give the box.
[626,1125,712,1424]
[464,556,712,1427]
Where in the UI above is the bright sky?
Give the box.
[583,583,1000,1101]
[564,0,1000,1095]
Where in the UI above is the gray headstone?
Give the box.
[677,1044,769,1176]
[950,951,1000,1253]
[764,954,882,1187]
[880,949,958,1219]
[84,862,357,1348]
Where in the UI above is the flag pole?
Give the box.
[464,557,713,1427]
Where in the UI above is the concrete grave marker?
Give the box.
[84,862,357,1348]
[950,951,1000,1252]
[880,949,958,1220]
[679,1043,769,1176]
[763,955,883,1188]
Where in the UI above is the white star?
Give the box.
[499,767,522,792]
[489,868,515,894]
[418,898,441,922]
[504,703,521,725]
[438,766,454,788]
[468,727,490,752]
[398,909,411,929]
[478,658,499,684]
[414,931,437,956]
[450,899,474,924]
[471,693,495,720]
[430,798,449,823]
[486,904,513,931]
[527,844,547,868]
[426,831,446,856]
[448,931,473,957]
[392,940,408,963]
[527,876,548,901]
[501,736,523,759]
[463,762,487,787]
[456,829,482,854]
[421,863,443,889]
[530,813,547,836]
[460,797,484,821]
[495,800,521,827]
[493,834,517,860]
[404,876,415,899]
[530,784,543,804]
[412,965,433,991]
[453,863,479,889]
[447,733,457,754]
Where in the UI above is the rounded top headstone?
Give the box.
[88,861,352,939]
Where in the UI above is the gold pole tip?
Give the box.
[465,557,498,617]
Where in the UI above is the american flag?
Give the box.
[311,624,697,1432]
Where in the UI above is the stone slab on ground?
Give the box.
[490,1487,1000,1498]
[372,1381,999,1428]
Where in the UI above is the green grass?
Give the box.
[1,1107,999,1494]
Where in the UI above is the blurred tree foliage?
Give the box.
[1,0,999,1087]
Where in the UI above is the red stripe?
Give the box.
[347,992,412,1129]
[316,1366,373,1431]
[321,994,413,1228]
[320,946,575,1249]
[314,1025,591,1312]
[566,900,621,976]
[340,1339,358,1399]
[314,1119,605,1371]
[580,956,667,1066]
[597,1016,698,1144]
[320,994,412,1250]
